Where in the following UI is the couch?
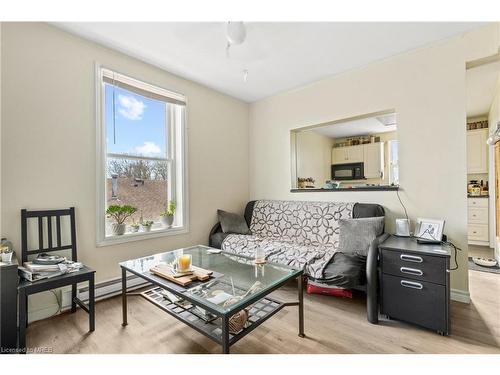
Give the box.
[209,200,387,324]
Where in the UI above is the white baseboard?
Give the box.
[451,288,470,303]
[28,274,150,323]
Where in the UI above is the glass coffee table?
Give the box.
[119,245,304,354]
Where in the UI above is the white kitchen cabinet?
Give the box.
[468,197,489,245]
[331,145,364,164]
[364,142,384,179]
[467,129,488,174]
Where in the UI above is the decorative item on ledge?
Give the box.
[297,177,315,189]
[160,200,176,228]
[140,220,154,232]
[467,120,488,130]
[106,205,137,235]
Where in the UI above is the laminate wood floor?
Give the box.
[26,270,500,354]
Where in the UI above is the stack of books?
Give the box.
[18,254,83,282]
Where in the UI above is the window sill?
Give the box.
[97,226,188,247]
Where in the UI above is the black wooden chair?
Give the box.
[18,207,95,352]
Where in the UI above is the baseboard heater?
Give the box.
[62,274,151,308]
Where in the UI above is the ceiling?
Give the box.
[466,60,500,118]
[55,22,486,102]
[312,115,397,139]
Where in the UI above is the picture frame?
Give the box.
[415,218,445,242]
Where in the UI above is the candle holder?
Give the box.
[177,253,192,272]
[254,248,266,264]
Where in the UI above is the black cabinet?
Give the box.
[0,258,19,353]
[379,236,450,335]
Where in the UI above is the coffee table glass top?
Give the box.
[120,245,302,314]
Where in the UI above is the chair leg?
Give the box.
[71,283,77,313]
[25,294,29,328]
[88,275,95,332]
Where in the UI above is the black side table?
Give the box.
[0,257,19,353]
[379,236,451,335]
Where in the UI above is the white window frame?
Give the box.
[388,139,399,186]
[95,64,189,247]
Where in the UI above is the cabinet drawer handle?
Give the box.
[400,254,423,263]
[400,267,423,276]
[400,280,423,290]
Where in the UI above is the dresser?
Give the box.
[379,236,450,335]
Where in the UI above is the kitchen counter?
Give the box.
[291,186,399,192]
[467,195,489,198]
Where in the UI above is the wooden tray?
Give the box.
[150,264,213,286]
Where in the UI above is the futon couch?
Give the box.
[209,200,388,324]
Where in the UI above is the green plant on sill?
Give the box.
[141,220,154,227]
[160,201,176,217]
[106,205,137,225]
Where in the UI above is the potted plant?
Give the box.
[130,219,140,233]
[140,220,154,232]
[160,201,176,228]
[106,205,137,235]
[0,244,13,263]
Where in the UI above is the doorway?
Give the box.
[465,54,500,274]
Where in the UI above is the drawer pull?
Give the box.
[400,254,423,263]
[400,267,423,276]
[400,280,423,290]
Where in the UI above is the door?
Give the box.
[467,129,488,173]
[496,142,500,242]
[364,142,384,179]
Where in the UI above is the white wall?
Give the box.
[295,131,334,186]
[0,22,2,236]
[1,23,249,319]
[249,24,500,298]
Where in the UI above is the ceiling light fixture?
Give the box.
[226,21,246,48]
[225,22,249,83]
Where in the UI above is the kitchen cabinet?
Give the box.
[364,142,384,179]
[468,197,489,245]
[331,145,364,164]
[467,129,488,174]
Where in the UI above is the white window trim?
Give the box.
[95,63,189,247]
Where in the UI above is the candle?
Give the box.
[178,254,191,272]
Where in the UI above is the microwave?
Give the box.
[331,163,365,181]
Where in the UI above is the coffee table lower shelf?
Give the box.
[141,287,285,348]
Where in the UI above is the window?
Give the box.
[96,66,187,246]
[388,140,399,185]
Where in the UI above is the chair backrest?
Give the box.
[21,207,77,263]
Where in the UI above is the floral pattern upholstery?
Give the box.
[222,200,355,278]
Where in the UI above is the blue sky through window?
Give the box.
[105,84,168,158]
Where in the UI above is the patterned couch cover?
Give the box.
[221,200,355,279]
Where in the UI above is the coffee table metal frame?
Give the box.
[120,246,304,354]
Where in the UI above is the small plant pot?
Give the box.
[161,215,174,228]
[130,226,140,233]
[1,252,13,263]
[141,225,152,232]
[111,223,126,236]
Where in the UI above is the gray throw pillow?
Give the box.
[217,209,250,235]
[338,217,385,256]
